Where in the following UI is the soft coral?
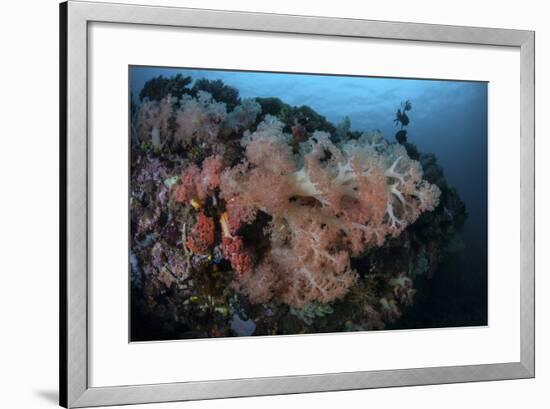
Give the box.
[186,212,215,254]
[172,155,225,205]
[220,212,253,277]
[219,116,440,307]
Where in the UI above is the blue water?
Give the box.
[130,66,487,255]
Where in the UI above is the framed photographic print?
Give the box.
[60,1,535,407]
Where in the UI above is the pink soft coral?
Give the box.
[172,155,225,204]
[136,91,261,155]
[173,91,227,148]
[220,116,440,307]
[136,95,175,149]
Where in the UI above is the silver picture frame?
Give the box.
[60,1,535,407]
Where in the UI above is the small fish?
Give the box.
[395,129,407,144]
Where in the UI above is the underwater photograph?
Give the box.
[129,66,488,341]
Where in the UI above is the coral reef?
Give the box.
[130,74,468,340]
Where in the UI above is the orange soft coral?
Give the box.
[172,163,201,204]
[220,212,253,277]
[186,213,215,254]
[221,236,253,277]
[219,116,440,307]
